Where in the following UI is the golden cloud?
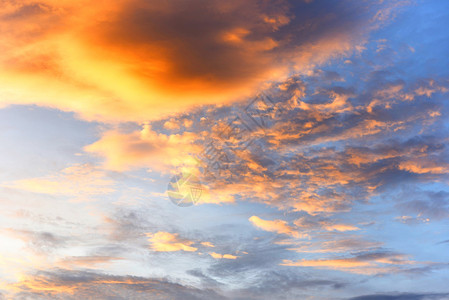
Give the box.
[249,216,303,238]
[146,232,197,252]
[209,252,238,260]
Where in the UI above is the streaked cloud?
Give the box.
[2,163,115,201]
[281,251,419,275]
[2,269,228,299]
[249,216,303,238]
[209,252,238,260]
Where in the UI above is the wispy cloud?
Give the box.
[146,231,198,252]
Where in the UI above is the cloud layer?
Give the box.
[0,0,397,122]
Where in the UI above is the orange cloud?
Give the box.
[200,242,215,248]
[249,216,302,238]
[398,160,449,174]
[281,253,418,275]
[84,123,201,172]
[322,224,360,232]
[281,258,371,268]
[1,269,222,299]
[146,232,197,252]
[0,0,393,122]
[286,238,382,254]
[209,252,238,260]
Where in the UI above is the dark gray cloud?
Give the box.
[231,270,346,300]
[93,0,380,93]
[207,235,290,277]
[349,293,449,300]
[393,188,449,221]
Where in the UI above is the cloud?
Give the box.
[293,217,360,232]
[147,232,198,252]
[230,270,346,299]
[249,216,303,238]
[394,189,449,221]
[201,242,215,248]
[3,269,228,299]
[84,123,201,172]
[209,253,238,260]
[281,251,419,275]
[398,159,449,175]
[56,256,123,269]
[287,238,382,254]
[3,164,115,201]
[1,2,449,299]
[0,228,67,254]
[74,12,449,215]
[349,293,449,300]
[282,257,371,268]
[322,224,360,232]
[0,0,401,122]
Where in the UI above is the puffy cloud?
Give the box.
[0,0,399,122]
[85,123,201,172]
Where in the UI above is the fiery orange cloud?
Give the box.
[0,0,390,122]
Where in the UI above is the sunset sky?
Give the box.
[1,0,449,299]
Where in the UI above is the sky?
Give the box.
[0,0,449,299]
